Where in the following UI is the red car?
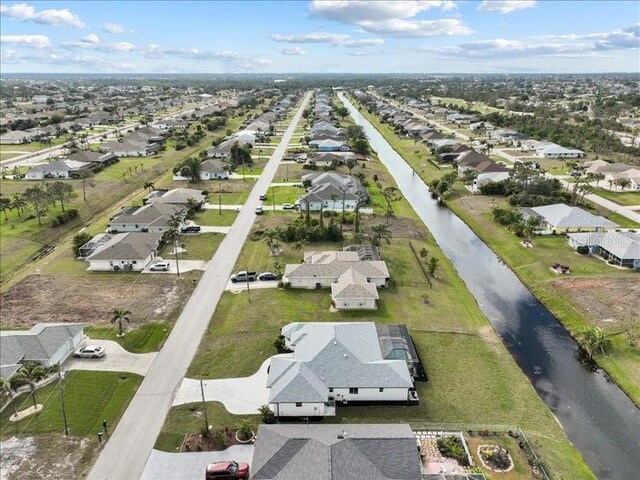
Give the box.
[205,461,249,480]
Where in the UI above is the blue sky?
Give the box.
[1,1,639,73]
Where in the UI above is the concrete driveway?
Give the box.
[225,279,279,292]
[203,203,244,211]
[197,226,230,234]
[143,260,209,274]
[140,446,254,480]
[64,339,157,376]
[172,354,292,414]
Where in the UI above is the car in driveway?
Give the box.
[180,225,201,233]
[231,271,257,283]
[205,461,249,480]
[258,272,278,281]
[150,261,170,272]
[282,203,295,210]
[259,194,267,201]
[74,345,106,358]
[255,206,264,215]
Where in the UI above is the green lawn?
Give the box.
[267,184,304,205]
[593,188,640,207]
[158,141,594,478]
[193,209,238,227]
[159,232,224,260]
[0,371,142,438]
[85,322,171,353]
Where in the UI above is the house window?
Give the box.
[295,402,302,407]
[329,388,333,392]
[349,388,359,395]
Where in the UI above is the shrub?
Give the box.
[479,180,508,196]
[72,232,92,257]
[52,209,79,227]
[577,245,590,255]
[437,436,469,466]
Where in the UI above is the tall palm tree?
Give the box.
[111,308,131,337]
[0,376,18,416]
[369,223,392,247]
[12,193,28,218]
[143,182,155,192]
[263,229,282,256]
[10,363,47,410]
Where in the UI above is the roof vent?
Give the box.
[343,353,347,358]
[337,430,347,439]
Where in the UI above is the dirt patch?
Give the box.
[552,277,640,325]
[181,427,247,453]
[454,195,504,217]
[0,274,199,329]
[1,435,98,480]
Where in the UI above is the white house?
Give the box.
[330,268,379,310]
[298,172,368,212]
[0,323,86,378]
[25,160,91,180]
[284,251,389,289]
[568,231,640,269]
[108,203,185,233]
[535,143,585,159]
[521,203,619,233]
[85,232,163,272]
[267,322,416,417]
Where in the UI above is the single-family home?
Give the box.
[567,231,640,269]
[330,268,379,310]
[309,139,349,152]
[0,130,35,144]
[1,323,86,379]
[108,203,185,233]
[267,322,417,417]
[85,231,163,272]
[535,143,585,159]
[66,151,118,167]
[298,173,368,212]
[251,424,422,480]
[456,150,508,176]
[284,250,389,289]
[521,203,619,233]
[25,159,92,180]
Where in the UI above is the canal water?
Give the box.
[339,92,640,479]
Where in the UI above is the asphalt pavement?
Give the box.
[87,91,311,480]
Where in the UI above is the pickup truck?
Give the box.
[230,271,257,283]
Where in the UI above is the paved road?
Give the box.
[87,92,311,480]
[140,446,254,480]
[64,340,157,376]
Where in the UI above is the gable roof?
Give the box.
[86,232,163,261]
[109,203,183,228]
[528,203,619,229]
[145,188,206,205]
[252,424,421,480]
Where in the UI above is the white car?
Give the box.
[74,345,106,358]
[150,261,170,272]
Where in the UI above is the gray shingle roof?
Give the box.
[529,203,619,229]
[86,232,163,261]
[252,424,421,480]
[267,323,413,403]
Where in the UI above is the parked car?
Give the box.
[180,225,201,233]
[282,203,295,210]
[74,345,105,358]
[255,206,264,215]
[205,461,249,480]
[259,194,267,201]
[150,261,170,272]
[258,272,278,281]
[231,271,257,283]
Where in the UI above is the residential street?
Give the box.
[87,91,311,480]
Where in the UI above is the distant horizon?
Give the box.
[1,1,638,74]
[2,71,639,76]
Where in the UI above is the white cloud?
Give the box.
[477,1,536,14]
[418,23,639,60]
[102,22,132,34]
[277,46,306,55]
[358,18,473,37]
[308,0,471,37]
[0,34,51,49]
[82,33,101,44]
[309,1,456,23]
[271,31,384,47]
[0,3,85,28]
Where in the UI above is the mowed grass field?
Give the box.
[158,139,594,478]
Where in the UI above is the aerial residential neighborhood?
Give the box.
[1,2,639,480]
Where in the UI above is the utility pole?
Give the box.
[272,186,276,212]
[199,380,209,434]
[58,366,69,436]
[218,181,222,215]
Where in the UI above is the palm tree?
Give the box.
[11,193,28,218]
[143,182,155,192]
[0,377,18,416]
[263,229,282,256]
[111,308,131,337]
[369,223,392,247]
[291,239,308,258]
[381,187,398,224]
[576,326,611,360]
[10,363,47,410]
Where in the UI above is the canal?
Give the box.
[339,92,640,479]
